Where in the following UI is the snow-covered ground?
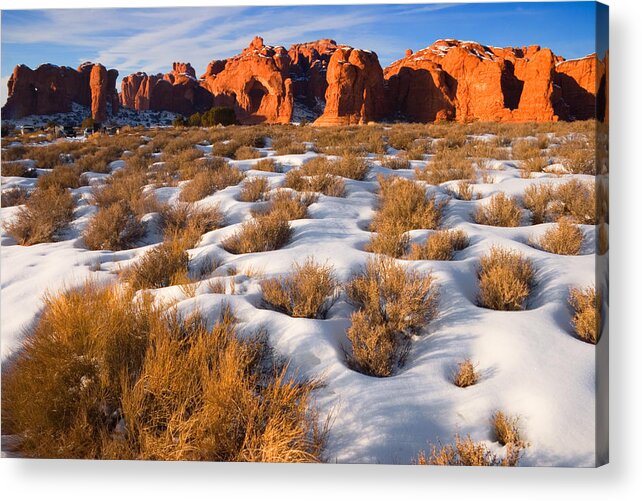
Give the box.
[0,130,599,465]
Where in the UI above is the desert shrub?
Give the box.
[449,180,475,201]
[416,148,474,185]
[492,411,526,448]
[521,155,548,177]
[27,142,80,168]
[473,193,522,227]
[273,138,306,155]
[553,179,596,224]
[407,229,469,261]
[160,148,205,180]
[536,218,583,255]
[92,170,159,217]
[284,170,346,197]
[557,140,595,174]
[252,189,316,221]
[73,146,123,174]
[1,283,324,461]
[124,239,190,290]
[368,176,446,258]
[478,247,534,311]
[36,165,85,190]
[511,140,540,161]
[159,203,224,248]
[346,256,439,336]
[83,201,146,251]
[345,310,399,377]
[260,258,338,318]
[3,187,75,245]
[1,145,27,162]
[234,146,262,160]
[253,158,280,172]
[179,164,244,202]
[222,214,291,254]
[418,434,521,466]
[523,183,554,224]
[452,359,478,388]
[212,140,241,158]
[569,286,600,344]
[380,156,411,170]
[301,155,369,180]
[2,162,37,178]
[1,187,30,207]
[372,176,445,233]
[239,177,269,202]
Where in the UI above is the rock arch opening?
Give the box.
[248,80,268,114]
[500,62,524,110]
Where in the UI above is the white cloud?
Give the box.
[1,76,10,107]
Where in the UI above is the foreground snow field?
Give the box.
[1,125,602,465]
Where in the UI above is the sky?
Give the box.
[1,2,603,105]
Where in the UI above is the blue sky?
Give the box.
[1,2,602,104]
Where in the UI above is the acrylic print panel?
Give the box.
[0,1,608,466]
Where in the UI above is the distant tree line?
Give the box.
[173,107,238,128]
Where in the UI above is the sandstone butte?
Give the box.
[1,37,608,125]
[2,62,118,123]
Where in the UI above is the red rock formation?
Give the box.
[200,36,293,124]
[2,62,117,121]
[555,54,606,120]
[288,39,338,110]
[120,62,212,117]
[314,46,387,126]
[384,39,566,122]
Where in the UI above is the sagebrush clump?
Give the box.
[478,247,534,311]
[1,282,325,461]
[260,258,338,318]
[3,187,75,245]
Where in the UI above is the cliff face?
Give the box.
[2,37,607,125]
[383,39,607,123]
[2,62,118,122]
[314,46,387,126]
[200,36,293,124]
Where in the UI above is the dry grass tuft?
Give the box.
[83,201,146,251]
[452,359,479,388]
[123,239,189,290]
[418,434,521,466]
[284,169,346,197]
[492,411,526,448]
[523,183,554,224]
[406,229,469,261]
[415,148,474,185]
[3,187,75,245]
[569,286,600,344]
[239,177,270,202]
[536,218,583,255]
[253,158,280,172]
[301,155,369,180]
[222,214,292,254]
[234,145,262,160]
[260,258,338,318]
[346,256,439,336]
[474,193,522,227]
[252,189,316,221]
[1,187,30,207]
[478,247,534,311]
[368,176,446,258]
[159,203,224,248]
[1,282,325,461]
[2,162,37,178]
[36,165,85,190]
[344,256,438,377]
[179,163,244,203]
